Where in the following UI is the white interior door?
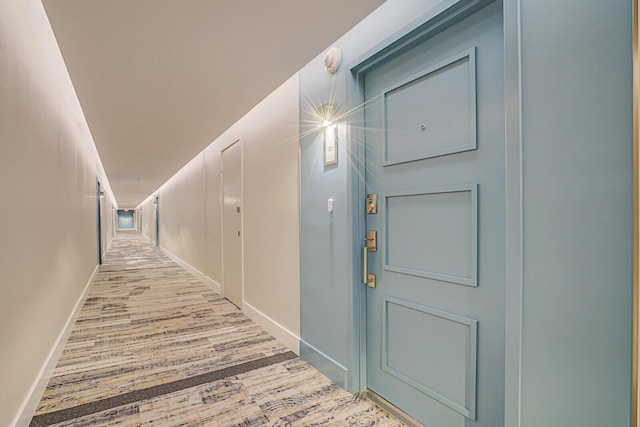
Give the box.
[222,140,243,308]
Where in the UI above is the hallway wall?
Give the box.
[140,75,301,352]
[158,155,206,273]
[298,0,447,390]
[298,0,632,425]
[0,1,115,426]
[103,195,115,256]
[515,0,632,425]
[140,197,156,244]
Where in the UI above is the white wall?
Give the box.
[0,1,114,425]
[140,196,156,243]
[159,155,206,271]
[240,76,300,347]
[143,75,301,351]
[204,147,222,282]
[102,194,115,254]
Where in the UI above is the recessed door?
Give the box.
[96,179,102,265]
[363,3,505,426]
[222,140,243,308]
[154,195,159,247]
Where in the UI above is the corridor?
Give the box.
[29,234,403,426]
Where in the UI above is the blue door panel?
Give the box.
[383,48,476,165]
[363,3,505,426]
[384,185,477,286]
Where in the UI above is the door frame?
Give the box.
[220,138,244,306]
[154,194,160,247]
[633,0,639,424]
[345,0,521,413]
[96,178,103,265]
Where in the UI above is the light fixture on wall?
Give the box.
[316,103,338,166]
[324,47,342,74]
[317,103,336,125]
[323,121,337,165]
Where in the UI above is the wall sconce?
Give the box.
[316,102,337,166]
[323,121,337,166]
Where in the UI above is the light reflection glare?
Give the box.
[298,74,390,188]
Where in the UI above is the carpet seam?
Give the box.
[29,351,297,427]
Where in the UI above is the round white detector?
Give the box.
[324,47,342,74]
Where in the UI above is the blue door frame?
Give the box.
[96,178,102,265]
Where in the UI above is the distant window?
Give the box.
[117,209,136,230]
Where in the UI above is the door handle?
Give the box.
[363,246,376,288]
[363,246,368,284]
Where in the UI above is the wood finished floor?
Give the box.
[31,233,405,426]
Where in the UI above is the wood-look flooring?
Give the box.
[30,233,405,426]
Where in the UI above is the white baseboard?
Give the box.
[243,302,300,355]
[158,248,298,355]
[12,264,99,427]
[159,246,222,295]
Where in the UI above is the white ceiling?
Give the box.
[43,0,386,208]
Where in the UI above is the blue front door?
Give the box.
[363,3,505,426]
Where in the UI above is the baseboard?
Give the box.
[243,302,300,355]
[12,264,99,427]
[106,233,115,252]
[300,340,348,390]
[159,246,222,295]
[158,248,298,355]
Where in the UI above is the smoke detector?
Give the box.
[324,47,342,74]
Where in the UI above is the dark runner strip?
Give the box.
[97,264,180,273]
[30,351,297,427]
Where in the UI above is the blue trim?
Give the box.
[503,0,524,425]
[350,0,494,75]
[346,47,368,394]
[300,340,349,390]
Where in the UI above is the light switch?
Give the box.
[328,198,334,213]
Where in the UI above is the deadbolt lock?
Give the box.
[366,230,377,252]
[366,194,378,214]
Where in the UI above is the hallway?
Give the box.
[29,234,403,426]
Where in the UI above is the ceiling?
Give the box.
[43,0,386,208]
